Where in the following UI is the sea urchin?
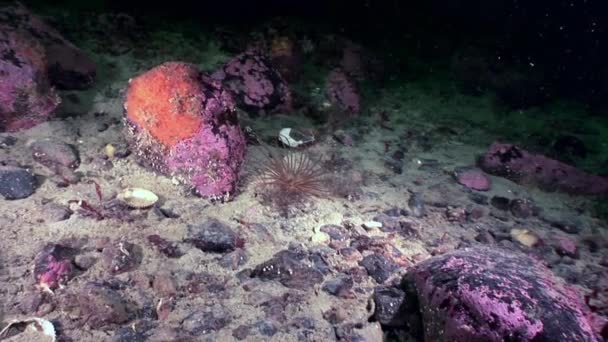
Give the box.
[252,150,329,215]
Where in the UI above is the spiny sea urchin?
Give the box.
[251,149,329,215]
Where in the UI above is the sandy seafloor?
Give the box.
[1,11,608,342]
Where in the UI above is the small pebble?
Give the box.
[490,196,511,211]
[186,218,242,253]
[0,166,37,200]
[359,254,399,284]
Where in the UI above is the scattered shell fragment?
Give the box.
[104,144,116,159]
[117,188,158,208]
[278,128,315,148]
[0,317,56,341]
[510,228,540,247]
[362,221,383,230]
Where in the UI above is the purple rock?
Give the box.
[0,26,60,132]
[480,142,608,194]
[33,243,77,291]
[322,275,354,297]
[412,246,599,341]
[186,218,243,253]
[101,240,141,274]
[455,168,491,191]
[211,48,292,117]
[553,235,579,259]
[0,3,96,89]
[250,250,324,289]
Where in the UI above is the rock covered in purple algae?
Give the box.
[0,2,96,89]
[411,246,600,341]
[455,168,491,191]
[33,243,77,291]
[124,62,247,199]
[0,26,60,132]
[250,249,324,290]
[479,142,608,194]
[211,47,293,117]
[325,68,361,115]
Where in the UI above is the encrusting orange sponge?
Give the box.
[125,62,205,148]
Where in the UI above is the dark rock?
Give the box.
[509,198,536,218]
[322,275,354,297]
[0,166,37,199]
[373,213,401,232]
[0,135,17,147]
[475,230,496,245]
[74,255,96,270]
[218,249,248,270]
[410,246,599,341]
[147,234,183,258]
[255,320,278,337]
[407,192,426,218]
[64,282,130,329]
[551,135,587,163]
[153,273,178,297]
[553,235,579,259]
[310,252,331,275]
[181,304,231,335]
[373,286,407,327]
[490,196,511,211]
[232,325,251,340]
[250,250,324,289]
[41,202,72,222]
[359,254,399,284]
[383,207,408,217]
[102,240,141,274]
[290,316,315,330]
[186,218,242,253]
[112,327,145,342]
[469,193,489,205]
[544,218,582,234]
[30,138,80,170]
[320,224,349,240]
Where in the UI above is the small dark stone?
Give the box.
[96,122,109,132]
[373,213,401,232]
[233,325,251,340]
[112,327,145,342]
[490,196,511,211]
[0,166,37,200]
[30,138,80,169]
[475,230,496,245]
[102,240,142,274]
[373,286,408,327]
[250,250,324,289]
[545,218,582,234]
[290,316,315,330]
[67,282,130,329]
[255,320,278,336]
[359,254,399,284]
[0,135,17,147]
[509,198,536,218]
[310,252,331,275]
[469,193,489,205]
[186,218,242,253]
[391,150,406,161]
[74,255,96,270]
[147,235,183,258]
[322,275,354,297]
[181,305,231,335]
[320,224,349,240]
[407,192,426,218]
[41,202,72,222]
[218,249,248,270]
[383,207,408,217]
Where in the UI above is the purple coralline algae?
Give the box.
[0,27,60,132]
[411,246,600,341]
[211,48,293,117]
[480,142,608,194]
[0,2,96,89]
[325,68,361,115]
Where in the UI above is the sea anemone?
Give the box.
[251,149,329,216]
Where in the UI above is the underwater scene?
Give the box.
[1,0,608,340]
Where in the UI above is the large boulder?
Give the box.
[410,246,599,341]
[0,26,60,132]
[0,2,96,90]
[211,48,292,117]
[479,142,608,195]
[124,61,246,199]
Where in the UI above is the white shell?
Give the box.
[117,187,159,208]
[0,317,56,341]
[278,128,314,148]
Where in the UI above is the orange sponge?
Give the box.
[125,62,205,147]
